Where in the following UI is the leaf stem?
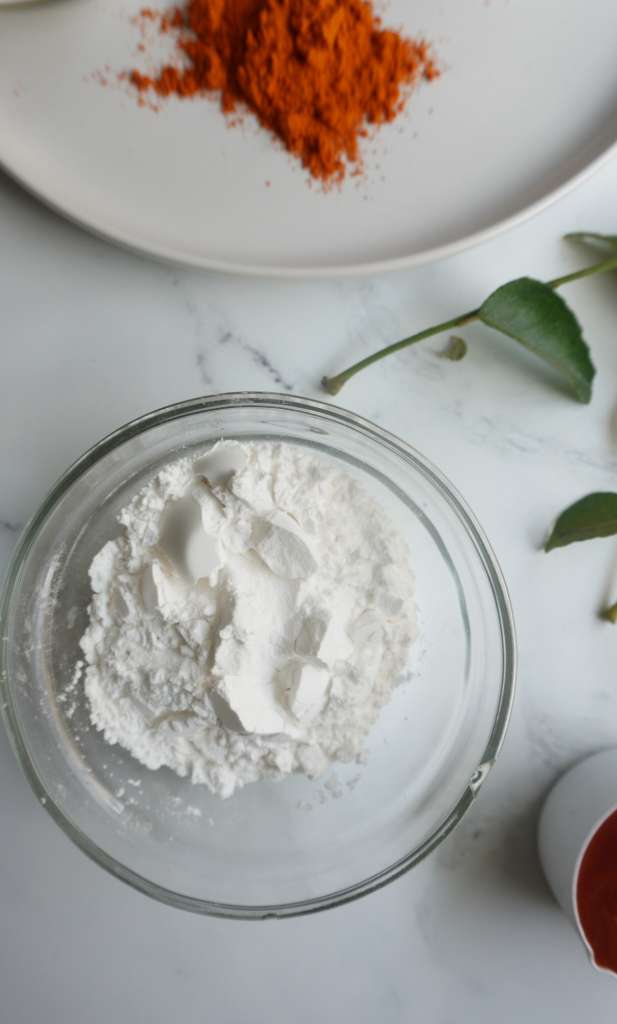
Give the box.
[322,253,617,395]
[322,310,479,395]
[546,253,617,290]
[600,601,617,624]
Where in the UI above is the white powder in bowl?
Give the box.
[79,441,416,798]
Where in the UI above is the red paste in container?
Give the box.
[576,808,617,973]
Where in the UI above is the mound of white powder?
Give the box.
[79,441,416,798]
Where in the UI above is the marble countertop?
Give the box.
[2,159,617,1023]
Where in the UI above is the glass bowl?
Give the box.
[0,393,516,918]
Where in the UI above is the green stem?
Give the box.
[546,253,617,289]
[600,600,617,624]
[322,253,617,396]
[323,310,479,395]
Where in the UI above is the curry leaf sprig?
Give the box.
[323,233,617,402]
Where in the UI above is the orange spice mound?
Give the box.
[130,1,438,183]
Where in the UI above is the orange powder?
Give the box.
[130,1,438,183]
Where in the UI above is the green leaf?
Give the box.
[545,493,617,551]
[479,277,595,403]
[440,336,467,361]
[565,231,617,253]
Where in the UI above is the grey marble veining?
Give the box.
[2,159,617,1023]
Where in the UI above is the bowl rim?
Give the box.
[0,392,517,919]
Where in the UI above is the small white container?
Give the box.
[538,748,617,975]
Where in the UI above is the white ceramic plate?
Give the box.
[1,0,616,276]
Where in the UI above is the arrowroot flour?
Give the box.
[79,441,416,797]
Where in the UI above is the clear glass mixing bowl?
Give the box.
[0,394,516,918]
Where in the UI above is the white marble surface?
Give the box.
[3,160,617,1022]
